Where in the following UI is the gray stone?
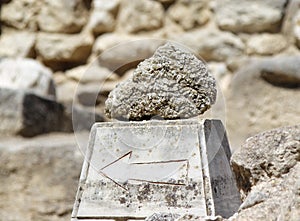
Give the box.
[0,88,64,137]
[72,119,241,219]
[226,56,300,150]
[231,125,300,220]
[0,132,87,221]
[145,212,180,221]
[105,43,217,120]
[215,0,287,33]
[0,58,56,98]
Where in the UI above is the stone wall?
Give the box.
[1,0,300,148]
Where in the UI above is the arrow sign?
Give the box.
[99,151,189,190]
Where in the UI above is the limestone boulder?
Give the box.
[231,125,300,220]
[105,43,217,120]
[0,88,64,137]
[167,0,210,30]
[37,0,88,34]
[0,31,35,58]
[36,32,93,70]
[87,0,120,35]
[170,29,245,62]
[117,0,164,33]
[0,58,55,98]
[93,34,166,73]
[0,132,87,221]
[1,0,40,30]
[214,0,287,33]
[226,56,300,150]
[246,34,288,55]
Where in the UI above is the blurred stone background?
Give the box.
[0,0,299,220]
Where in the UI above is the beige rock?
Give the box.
[0,58,55,98]
[37,0,88,34]
[226,56,300,150]
[93,33,166,73]
[36,32,93,68]
[246,34,288,55]
[215,0,286,33]
[1,0,40,30]
[282,0,300,44]
[56,80,78,104]
[167,0,210,30]
[0,132,87,221]
[87,0,120,35]
[231,125,300,220]
[65,63,119,84]
[208,62,232,93]
[117,0,164,33]
[294,10,300,48]
[170,29,245,62]
[0,31,35,58]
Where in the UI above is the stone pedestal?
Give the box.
[71,119,241,220]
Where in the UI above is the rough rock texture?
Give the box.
[117,0,164,33]
[231,125,300,220]
[0,88,64,137]
[246,34,288,55]
[105,43,217,120]
[145,213,180,221]
[215,0,287,33]
[0,132,87,221]
[167,0,210,30]
[37,0,88,34]
[227,56,300,150]
[1,0,40,30]
[0,58,55,98]
[170,29,245,61]
[0,31,35,57]
[36,32,93,70]
[87,0,120,34]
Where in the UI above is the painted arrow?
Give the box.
[99,151,189,190]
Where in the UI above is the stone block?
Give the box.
[72,119,241,220]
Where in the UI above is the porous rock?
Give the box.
[105,43,217,120]
[231,125,300,220]
[145,213,180,221]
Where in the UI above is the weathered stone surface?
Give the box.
[36,32,93,70]
[167,0,210,30]
[246,34,288,55]
[0,31,35,57]
[117,0,164,33]
[65,63,119,84]
[93,34,166,74]
[87,0,120,35]
[226,56,300,150]
[1,0,40,30]
[214,0,287,33]
[105,43,217,120]
[282,0,300,44]
[0,132,87,221]
[72,119,240,219]
[145,213,180,221]
[231,125,300,220]
[170,29,244,62]
[37,0,88,34]
[0,58,55,98]
[294,10,300,48]
[0,88,64,137]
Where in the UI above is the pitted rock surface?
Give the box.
[105,43,217,120]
